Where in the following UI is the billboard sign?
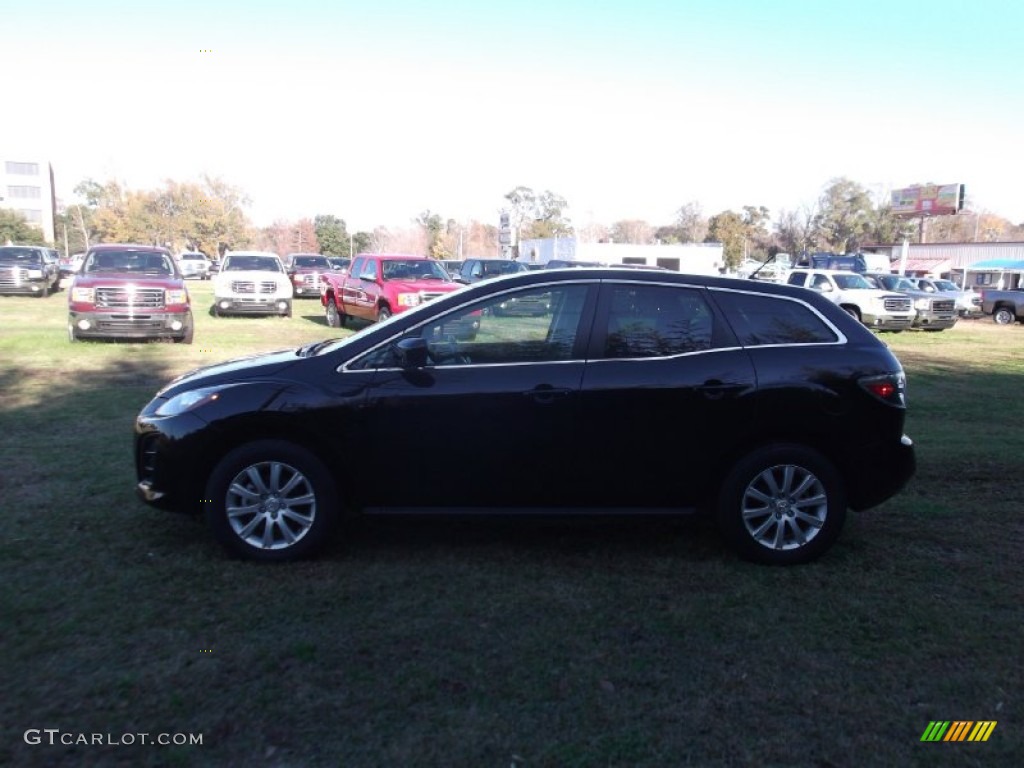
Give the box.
[891,184,965,216]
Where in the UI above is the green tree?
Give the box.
[0,209,46,245]
[503,186,573,244]
[705,210,748,270]
[314,214,349,256]
[416,210,444,258]
[814,177,874,253]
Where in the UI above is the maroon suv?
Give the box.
[68,244,194,343]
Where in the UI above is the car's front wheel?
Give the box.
[377,304,392,322]
[325,298,345,328]
[204,440,338,562]
[993,307,1015,325]
[717,444,846,565]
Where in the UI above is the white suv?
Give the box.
[786,269,915,331]
[212,252,293,317]
[177,252,210,280]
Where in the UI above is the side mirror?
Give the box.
[395,337,429,368]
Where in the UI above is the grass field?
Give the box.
[2,282,1022,767]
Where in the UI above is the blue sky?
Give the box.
[5,1,1023,231]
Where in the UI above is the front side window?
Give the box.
[603,284,713,358]
[381,259,448,281]
[353,284,589,369]
[714,291,839,346]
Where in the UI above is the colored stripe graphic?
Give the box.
[920,720,997,742]
[944,721,973,741]
[968,722,997,742]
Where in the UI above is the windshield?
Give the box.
[381,260,450,280]
[479,261,525,277]
[291,256,331,269]
[223,256,283,272]
[877,275,915,290]
[0,247,44,265]
[933,280,959,291]
[833,274,871,290]
[84,250,174,274]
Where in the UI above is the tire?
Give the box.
[717,444,846,566]
[993,307,1015,325]
[174,324,194,344]
[204,440,338,562]
[325,298,342,328]
[68,323,79,342]
[377,305,392,323]
[842,306,861,323]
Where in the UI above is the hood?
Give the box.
[73,272,184,288]
[157,348,303,398]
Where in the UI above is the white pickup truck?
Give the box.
[786,269,915,331]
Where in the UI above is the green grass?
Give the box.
[2,287,1022,767]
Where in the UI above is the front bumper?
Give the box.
[912,312,958,330]
[863,313,915,330]
[69,310,193,339]
[214,296,291,315]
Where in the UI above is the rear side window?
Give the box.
[714,291,839,346]
[603,284,713,358]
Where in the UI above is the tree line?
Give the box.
[6,175,1020,271]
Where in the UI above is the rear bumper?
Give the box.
[846,434,916,511]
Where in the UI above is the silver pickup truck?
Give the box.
[981,288,1024,325]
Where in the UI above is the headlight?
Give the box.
[71,286,95,302]
[154,388,222,417]
[166,289,189,305]
[914,298,930,310]
[397,292,421,307]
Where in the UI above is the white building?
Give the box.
[1,157,56,243]
[517,238,725,275]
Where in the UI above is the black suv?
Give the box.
[0,245,61,296]
[135,269,915,565]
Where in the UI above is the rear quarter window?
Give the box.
[713,291,839,346]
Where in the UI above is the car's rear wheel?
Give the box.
[993,307,1015,325]
[204,440,337,562]
[717,444,846,565]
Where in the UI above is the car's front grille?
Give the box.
[96,317,168,331]
[420,291,448,302]
[300,273,318,286]
[95,287,166,309]
[231,280,278,294]
[0,267,30,285]
[884,297,912,312]
[931,299,955,313]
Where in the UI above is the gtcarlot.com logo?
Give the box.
[24,729,203,747]
[920,721,997,742]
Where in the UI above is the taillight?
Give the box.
[859,372,906,407]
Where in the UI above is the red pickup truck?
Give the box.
[320,253,463,327]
